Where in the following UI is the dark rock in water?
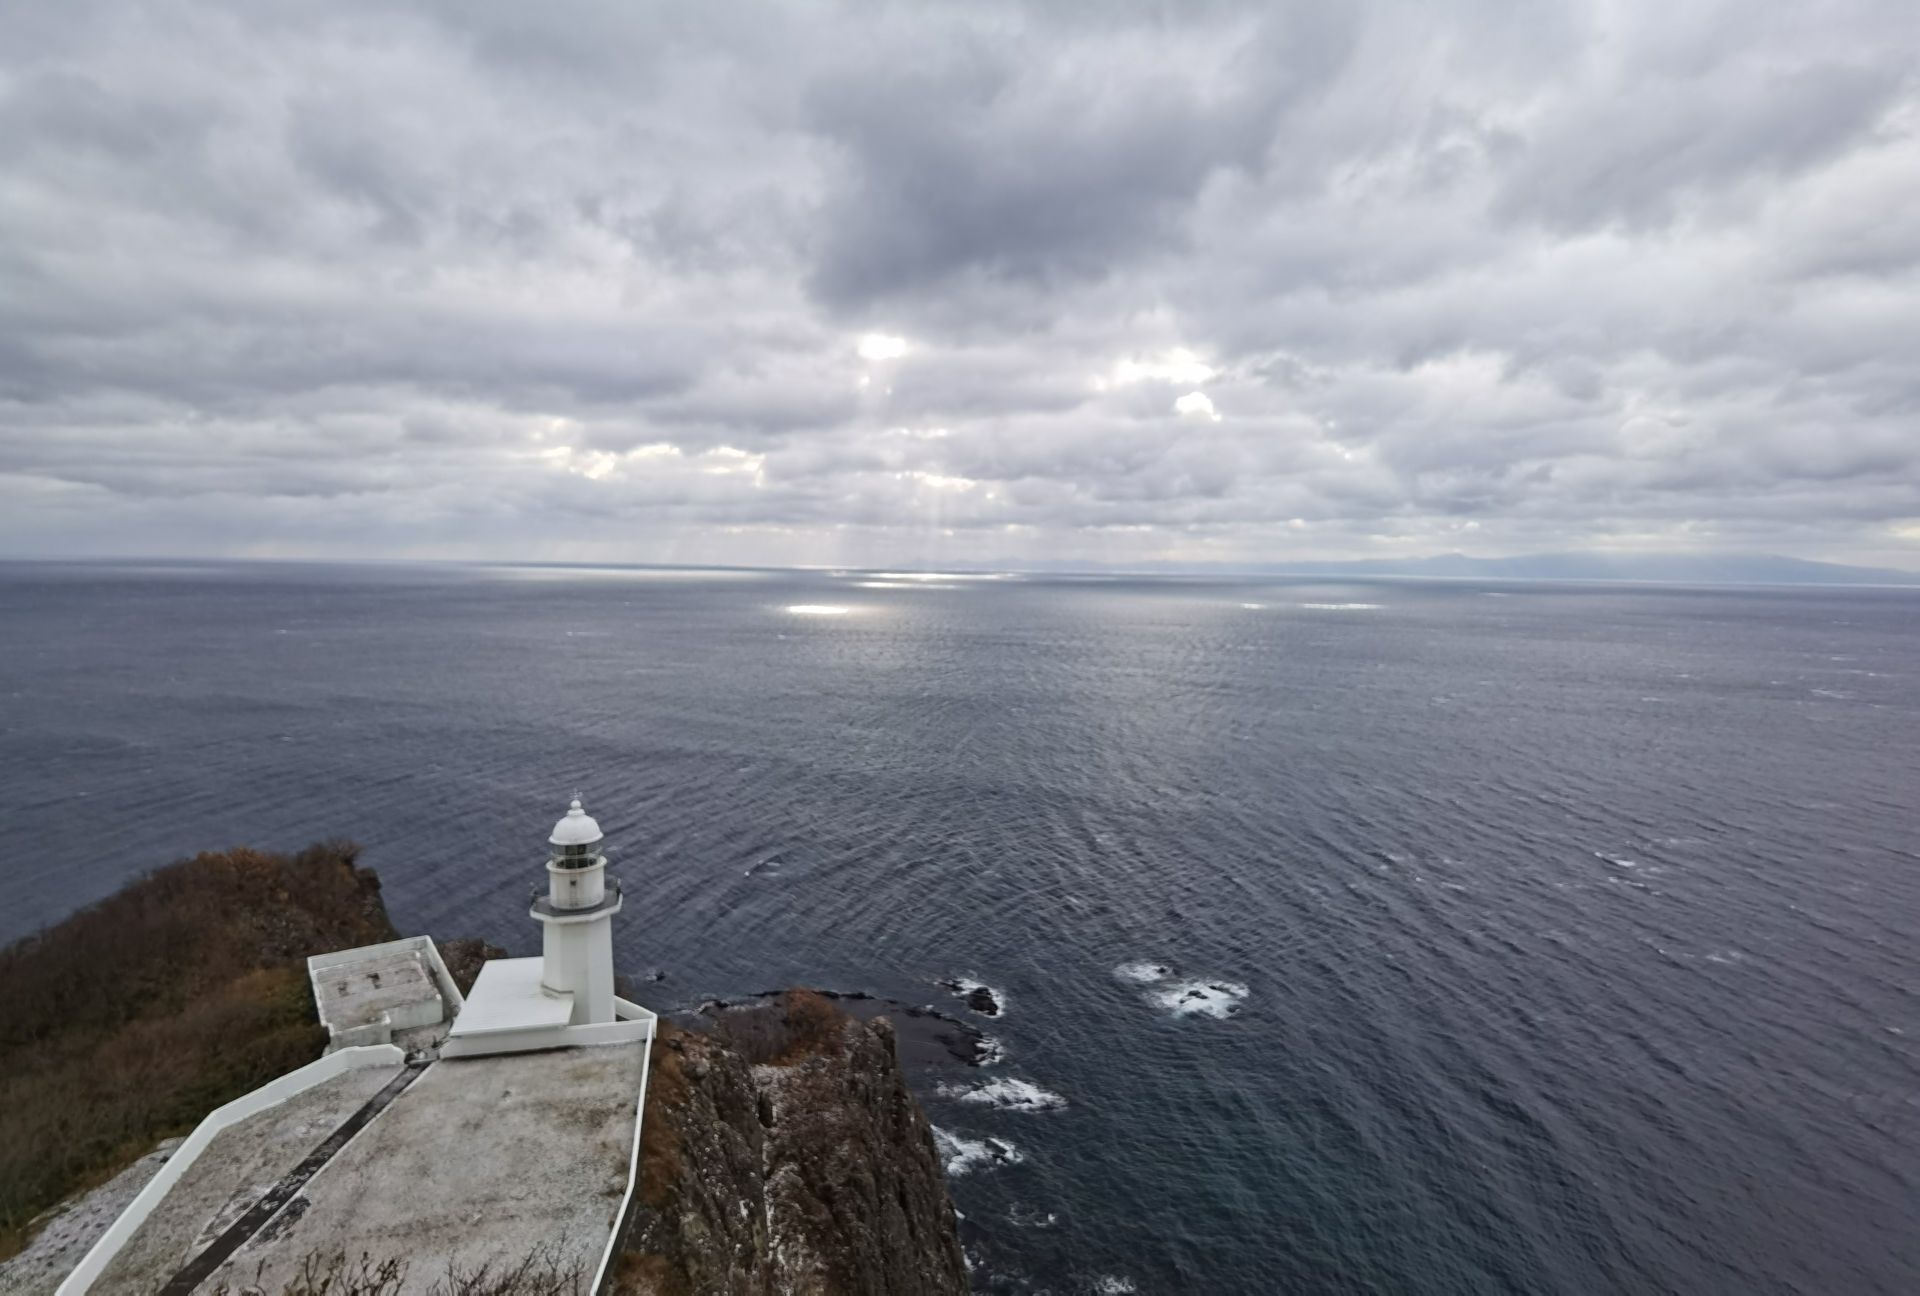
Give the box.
[626,991,968,1295]
[935,977,1002,1018]
[699,990,999,1068]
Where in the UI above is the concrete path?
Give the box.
[157,1064,428,1294]
[90,1063,404,1294]
[204,1044,646,1294]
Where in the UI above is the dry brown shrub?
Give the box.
[0,841,396,1256]
[712,990,850,1068]
[774,989,848,1063]
[208,1244,584,1295]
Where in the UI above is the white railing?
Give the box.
[590,1005,656,1295]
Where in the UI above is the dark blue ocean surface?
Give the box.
[3,562,1917,1293]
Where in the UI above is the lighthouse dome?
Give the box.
[549,797,603,847]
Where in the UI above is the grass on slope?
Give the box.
[0,841,399,1258]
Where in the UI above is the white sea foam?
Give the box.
[1006,1202,1059,1229]
[974,1034,1007,1066]
[1119,962,1247,1017]
[1148,979,1250,1019]
[1239,602,1266,610]
[1298,602,1383,610]
[1090,1276,1139,1294]
[937,1077,1068,1112]
[931,1126,1024,1176]
[784,604,852,616]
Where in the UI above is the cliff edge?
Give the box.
[616,991,968,1296]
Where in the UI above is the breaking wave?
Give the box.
[932,1126,1024,1177]
[1147,979,1250,1019]
[937,1077,1068,1112]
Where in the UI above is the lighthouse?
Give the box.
[532,796,622,1024]
[434,796,654,1057]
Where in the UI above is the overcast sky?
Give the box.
[3,1,1917,569]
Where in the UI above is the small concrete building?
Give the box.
[58,797,656,1296]
[308,936,464,1052]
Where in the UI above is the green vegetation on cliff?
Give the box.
[0,842,398,1257]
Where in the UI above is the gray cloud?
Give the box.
[802,7,1358,309]
[0,0,1917,569]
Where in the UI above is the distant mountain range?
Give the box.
[1008,552,1920,586]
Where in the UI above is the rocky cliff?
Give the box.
[615,991,969,1296]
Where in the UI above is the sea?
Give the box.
[2,561,1916,1294]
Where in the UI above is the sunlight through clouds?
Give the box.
[857,333,911,361]
[1111,349,1216,387]
[1174,391,1220,421]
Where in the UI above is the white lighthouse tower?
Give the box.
[532,796,622,1025]
[438,795,654,1058]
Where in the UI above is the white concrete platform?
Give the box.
[446,957,573,1038]
[203,1044,649,1294]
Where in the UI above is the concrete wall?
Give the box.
[329,1020,394,1050]
[438,1012,652,1060]
[56,1045,405,1296]
[612,997,657,1024]
[388,994,443,1032]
